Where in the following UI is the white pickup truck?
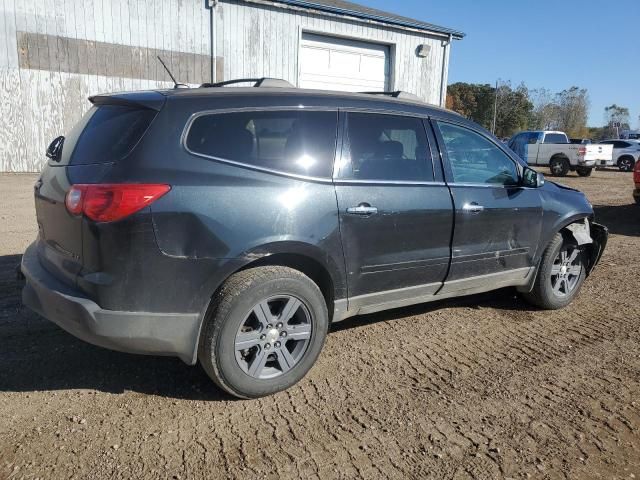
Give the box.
[507,131,613,177]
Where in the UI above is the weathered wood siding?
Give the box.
[0,0,211,172]
[1,0,452,172]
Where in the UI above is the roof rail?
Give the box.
[200,78,294,88]
[360,91,423,102]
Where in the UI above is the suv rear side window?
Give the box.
[338,113,433,181]
[186,110,337,178]
[437,122,519,186]
[65,105,157,165]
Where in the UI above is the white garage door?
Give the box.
[298,33,390,92]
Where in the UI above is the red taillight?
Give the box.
[634,161,640,184]
[65,184,171,222]
[577,146,587,156]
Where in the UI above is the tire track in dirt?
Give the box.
[2,171,640,479]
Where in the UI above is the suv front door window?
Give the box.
[440,123,519,185]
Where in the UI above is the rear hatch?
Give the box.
[34,95,162,287]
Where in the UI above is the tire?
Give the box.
[576,166,592,177]
[617,156,635,172]
[198,266,329,399]
[549,157,570,177]
[522,233,586,310]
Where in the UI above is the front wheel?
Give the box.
[198,266,328,399]
[522,233,586,310]
[576,166,592,177]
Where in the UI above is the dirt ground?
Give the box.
[1,169,639,480]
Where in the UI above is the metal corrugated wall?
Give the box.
[0,0,211,172]
[0,0,450,172]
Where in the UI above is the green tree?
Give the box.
[447,82,531,137]
[494,82,533,138]
[446,82,495,129]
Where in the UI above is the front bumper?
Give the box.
[21,242,201,364]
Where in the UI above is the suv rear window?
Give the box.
[186,110,338,178]
[60,105,157,165]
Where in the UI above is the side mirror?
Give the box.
[46,136,65,162]
[522,167,544,188]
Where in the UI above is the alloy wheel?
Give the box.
[234,295,312,379]
[551,161,563,175]
[619,158,633,172]
[550,246,582,297]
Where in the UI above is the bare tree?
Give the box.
[556,87,589,137]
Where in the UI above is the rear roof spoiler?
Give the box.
[89,91,166,111]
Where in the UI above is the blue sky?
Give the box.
[359,0,639,128]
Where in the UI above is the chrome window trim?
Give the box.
[446,182,527,189]
[333,179,446,186]
[181,106,339,183]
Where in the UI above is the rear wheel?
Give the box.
[522,233,586,310]
[576,166,592,177]
[198,266,328,399]
[549,157,570,177]
[618,156,635,172]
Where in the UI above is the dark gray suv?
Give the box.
[21,79,608,398]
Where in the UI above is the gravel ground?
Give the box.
[0,169,639,480]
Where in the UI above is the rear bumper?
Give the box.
[21,242,200,364]
[594,159,614,166]
[577,159,596,167]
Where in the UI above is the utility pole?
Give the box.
[491,80,498,135]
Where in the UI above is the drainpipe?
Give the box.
[206,0,218,83]
[439,33,452,108]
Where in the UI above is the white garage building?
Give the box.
[0,0,464,172]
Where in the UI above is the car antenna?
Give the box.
[156,55,189,89]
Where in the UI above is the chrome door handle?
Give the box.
[346,203,378,216]
[462,202,484,213]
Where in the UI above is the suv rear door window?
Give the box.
[338,113,433,181]
[186,110,337,178]
[437,122,519,186]
[65,105,157,165]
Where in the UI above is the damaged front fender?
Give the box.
[563,219,608,275]
[584,222,608,275]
